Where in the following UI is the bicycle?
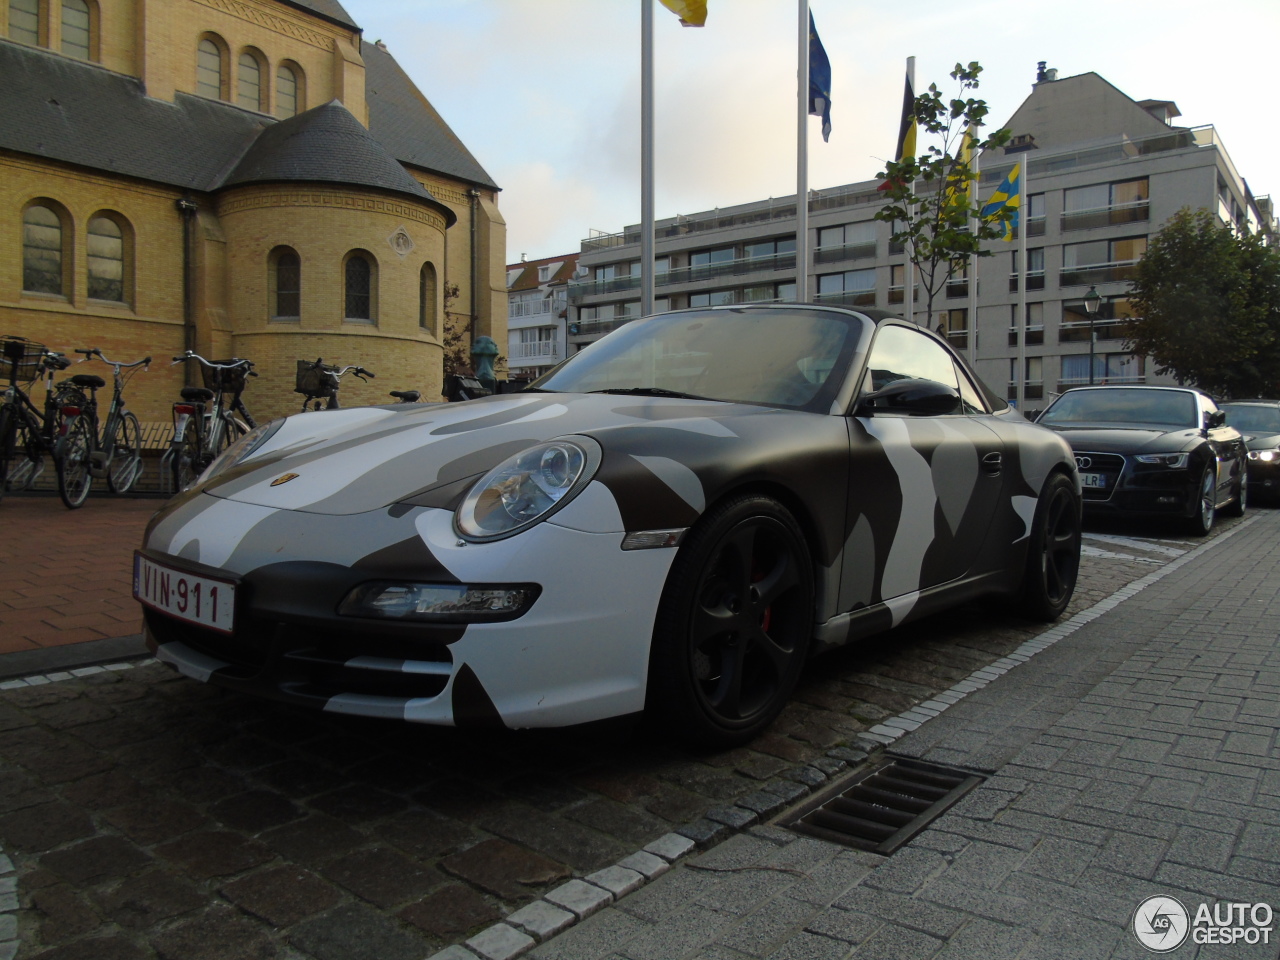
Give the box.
[0,336,81,507]
[56,348,152,506]
[163,352,257,493]
[294,358,376,411]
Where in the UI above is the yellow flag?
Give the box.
[658,0,707,27]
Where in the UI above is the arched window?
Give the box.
[61,0,91,59]
[419,262,437,332]
[344,252,376,322]
[276,63,300,119]
[196,36,225,99]
[87,214,126,301]
[270,247,301,320]
[9,0,40,45]
[23,203,65,296]
[237,50,263,111]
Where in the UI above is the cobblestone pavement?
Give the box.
[504,510,1280,960]
[0,494,1257,959]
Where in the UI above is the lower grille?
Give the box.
[1075,451,1126,502]
[779,757,983,854]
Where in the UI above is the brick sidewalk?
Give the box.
[505,510,1280,960]
[0,496,156,656]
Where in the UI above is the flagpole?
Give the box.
[904,55,915,325]
[796,0,809,302]
[640,0,655,316]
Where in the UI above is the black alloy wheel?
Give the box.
[1187,463,1216,536]
[649,495,814,748]
[56,416,95,509]
[1018,471,1081,622]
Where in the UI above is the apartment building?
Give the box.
[505,253,577,382]
[570,69,1274,411]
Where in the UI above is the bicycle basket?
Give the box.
[295,359,339,398]
[201,360,250,393]
[2,337,49,383]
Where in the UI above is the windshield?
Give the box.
[1222,404,1280,434]
[1039,388,1198,429]
[532,307,863,411]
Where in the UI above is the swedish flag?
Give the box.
[981,162,1021,241]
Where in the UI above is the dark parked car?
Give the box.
[136,305,1081,746]
[1221,400,1280,505]
[1036,385,1246,535]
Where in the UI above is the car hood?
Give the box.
[1242,431,1280,450]
[194,392,805,516]
[1040,424,1200,454]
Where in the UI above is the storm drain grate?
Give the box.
[778,757,984,855]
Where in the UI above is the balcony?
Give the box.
[1008,272,1046,292]
[513,341,560,361]
[1006,381,1045,401]
[1009,217,1046,240]
[814,289,875,308]
[814,241,876,265]
[945,278,970,299]
[1058,320,1134,343]
[570,316,637,338]
[1008,327,1045,347]
[1061,201,1149,232]
[1059,260,1140,287]
[567,275,641,300]
[662,251,796,286]
[886,285,917,305]
[1057,375,1146,391]
[509,298,561,319]
[945,330,968,350]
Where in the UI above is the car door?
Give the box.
[839,323,1007,623]
[1201,395,1245,504]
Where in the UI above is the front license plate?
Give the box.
[134,552,236,634]
[1081,472,1108,489]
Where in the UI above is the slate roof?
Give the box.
[362,39,498,190]
[281,0,358,29]
[222,99,455,223]
[0,40,269,191]
[507,254,579,292]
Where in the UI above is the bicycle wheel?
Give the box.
[172,416,202,492]
[56,415,94,509]
[4,411,43,493]
[0,406,11,504]
[107,412,143,494]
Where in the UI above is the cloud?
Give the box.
[497,161,605,259]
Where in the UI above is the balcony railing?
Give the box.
[662,252,796,285]
[886,285,917,305]
[568,275,642,300]
[1060,260,1140,287]
[1057,375,1146,391]
[1008,272,1046,292]
[1058,320,1134,343]
[1007,381,1045,401]
[1008,326,1045,347]
[569,316,637,338]
[509,298,560,319]
[814,289,875,308]
[514,341,560,360]
[945,330,968,350]
[1061,201,1150,232]
[945,279,969,299]
[814,241,876,265]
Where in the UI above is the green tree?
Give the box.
[1127,208,1280,397]
[875,62,1012,330]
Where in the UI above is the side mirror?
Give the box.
[1205,410,1226,430]
[857,378,962,416]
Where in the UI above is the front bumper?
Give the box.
[140,488,678,728]
[1077,453,1200,518]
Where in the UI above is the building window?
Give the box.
[197,36,226,99]
[689,290,735,308]
[237,50,263,111]
[344,252,376,322]
[22,203,64,296]
[87,214,126,302]
[817,268,875,306]
[61,0,91,59]
[419,261,437,331]
[8,0,40,45]
[276,63,301,119]
[268,247,300,320]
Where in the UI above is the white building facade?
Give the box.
[505,253,577,382]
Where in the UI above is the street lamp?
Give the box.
[1084,285,1102,385]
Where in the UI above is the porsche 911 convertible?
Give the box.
[136,305,1081,746]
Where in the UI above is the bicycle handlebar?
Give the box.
[76,347,150,369]
[171,351,254,371]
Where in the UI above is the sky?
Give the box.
[338,0,1280,264]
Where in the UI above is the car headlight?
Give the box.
[1135,452,1189,468]
[1248,449,1279,462]
[198,419,285,483]
[455,437,602,541]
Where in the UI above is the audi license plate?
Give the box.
[1080,472,1108,489]
[134,553,236,634]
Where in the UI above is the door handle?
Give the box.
[982,451,1003,475]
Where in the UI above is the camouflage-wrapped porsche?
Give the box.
[136,305,1081,746]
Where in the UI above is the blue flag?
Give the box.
[808,12,832,142]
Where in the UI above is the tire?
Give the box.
[107,412,142,494]
[647,494,814,748]
[1017,471,1082,622]
[56,416,94,509]
[171,417,202,493]
[1186,463,1216,537]
[1222,461,1246,518]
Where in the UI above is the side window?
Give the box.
[861,324,959,396]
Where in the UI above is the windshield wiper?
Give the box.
[588,387,714,401]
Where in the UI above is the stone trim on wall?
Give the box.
[192,0,340,50]
[218,191,447,232]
